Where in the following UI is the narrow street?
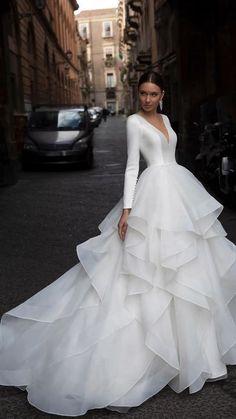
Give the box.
[0,115,236,418]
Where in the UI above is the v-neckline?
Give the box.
[136,113,170,144]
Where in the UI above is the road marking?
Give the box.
[90,173,123,177]
[105,163,121,167]
[94,149,111,153]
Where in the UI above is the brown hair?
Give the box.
[138,71,164,91]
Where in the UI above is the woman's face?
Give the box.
[138,82,164,113]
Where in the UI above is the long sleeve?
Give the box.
[123,116,140,208]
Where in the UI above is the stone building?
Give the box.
[76,8,125,113]
[124,0,236,167]
[0,0,86,185]
[15,0,80,110]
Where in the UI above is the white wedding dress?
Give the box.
[0,114,236,417]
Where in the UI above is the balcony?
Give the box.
[102,32,113,39]
[125,26,138,42]
[87,60,93,69]
[134,63,148,72]
[104,57,115,67]
[127,14,139,29]
[106,87,116,99]
[80,84,89,94]
[127,0,143,14]
[137,50,152,65]
[128,73,138,86]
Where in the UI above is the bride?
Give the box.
[0,71,236,417]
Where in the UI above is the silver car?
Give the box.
[23,106,94,169]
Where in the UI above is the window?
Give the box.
[106,73,115,88]
[103,21,112,38]
[79,23,89,39]
[104,47,114,59]
[104,47,114,67]
[88,70,93,84]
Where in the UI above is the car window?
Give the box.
[29,110,86,130]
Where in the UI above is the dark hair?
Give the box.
[138,71,164,91]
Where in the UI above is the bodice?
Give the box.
[123,113,178,208]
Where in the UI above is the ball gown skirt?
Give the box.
[0,118,236,416]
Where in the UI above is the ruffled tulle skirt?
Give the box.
[0,162,236,416]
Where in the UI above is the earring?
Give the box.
[159,99,163,111]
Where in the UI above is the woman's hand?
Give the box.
[118,209,131,241]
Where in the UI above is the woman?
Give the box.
[0,71,236,416]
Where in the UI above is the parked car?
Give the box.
[22,105,94,169]
[91,106,103,125]
[88,107,100,128]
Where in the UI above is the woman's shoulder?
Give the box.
[128,112,169,120]
[127,113,139,121]
[127,112,171,126]
[126,113,141,127]
[126,114,143,139]
[161,113,171,123]
[127,113,145,125]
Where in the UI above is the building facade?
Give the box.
[76,8,125,113]
[16,0,80,111]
